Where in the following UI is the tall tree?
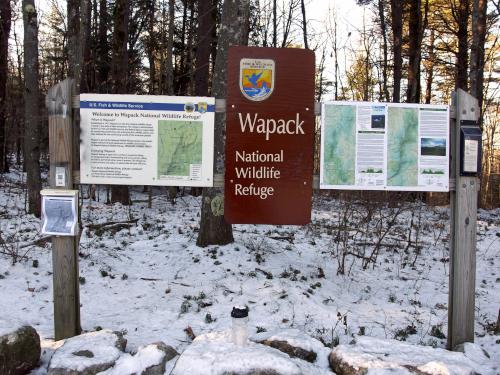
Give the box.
[163,0,174,95]
[23,0,42,216]
[407,0,428,103]
[80,0,93,93]
[197,0,250,247]
[147,0,156,95]
[110,0,130,205]
[67,0,81,89]
[424,29,435,104]
[300,0,308,49]
[455,0,470,90]
[97,0,110,93]
[377,0,390,102]
[194,0,215,96]
[390,0,402,102]
[0,0,11,172]
[469,0,487,122]
[273,0,277,47]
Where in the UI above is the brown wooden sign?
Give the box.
[224,46,315,224]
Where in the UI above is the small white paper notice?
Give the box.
[55,167,66,187]
[41,195,78,236]
[464,139,479,173]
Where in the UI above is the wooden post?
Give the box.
[46,79,81,340]
[448,89,480,349]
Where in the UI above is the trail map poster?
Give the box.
[80,94,215,187]
[320,102,449,192]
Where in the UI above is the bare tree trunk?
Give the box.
[455,0,469,90]
[0,0,11,172]
[110,0,130,205]
[425,29,435,104]
[80,0,92,93]
[185,1,196,94]
[192,0,215,197]
[68,0,81,90]
[470,0,487,125]
[378,0,389,102]
[97,0,109,92]
[23,0,41,217]
[390,0,402,103]
[197,0,250,247]
[165,0,174,95]
[194,0,214,96]
[300,0,308,49]
[406,0,422,103]
[148,0,156,95]
[273,0,277,47]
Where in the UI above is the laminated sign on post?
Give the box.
[80,94,215,187]
[40,190,79,236]
[224,46,315,225]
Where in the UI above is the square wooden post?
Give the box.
[46,79,81,340]
[448,89,480,349]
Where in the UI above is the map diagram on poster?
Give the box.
[80,94,215,187]
[320,102,449,192]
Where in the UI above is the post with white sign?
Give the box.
[448,89,480,349]
[46,79,81,340]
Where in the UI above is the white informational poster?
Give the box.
[41,190,79,236]
[320,101,449,192]
[463,139,479,173]
[80,94,215,187]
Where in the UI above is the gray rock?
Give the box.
[171,330,333,375]
[95,341,179,375]
[258,339,317,363]
[329,337,481,375]
[47,330,126,375]
[329,352,429,375]
[0,325,41,375]
[140,342,178,375]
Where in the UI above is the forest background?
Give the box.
[0,0,499,238]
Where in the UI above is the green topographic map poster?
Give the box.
[157,120,203,177]
[322,104,356,185]
[387,107,418,186]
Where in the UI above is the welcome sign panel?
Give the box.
[80,94,215,187]
[224,46,315,225]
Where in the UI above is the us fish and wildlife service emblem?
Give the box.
[239,58,275,101]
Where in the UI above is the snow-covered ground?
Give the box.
[0,169,498,374]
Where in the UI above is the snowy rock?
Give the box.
[47,330,127,375]
[97,341,178,375]
[252,329,330,367]
[171,330,333,375]
[329,336,482,375]
[0,323,41,375]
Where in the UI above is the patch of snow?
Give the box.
[334,336,484,375]
[98,344,165,375]
[172,330,331,375]
[0,318,25,337]
[0,182,498,374]
[48,330,122,372]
